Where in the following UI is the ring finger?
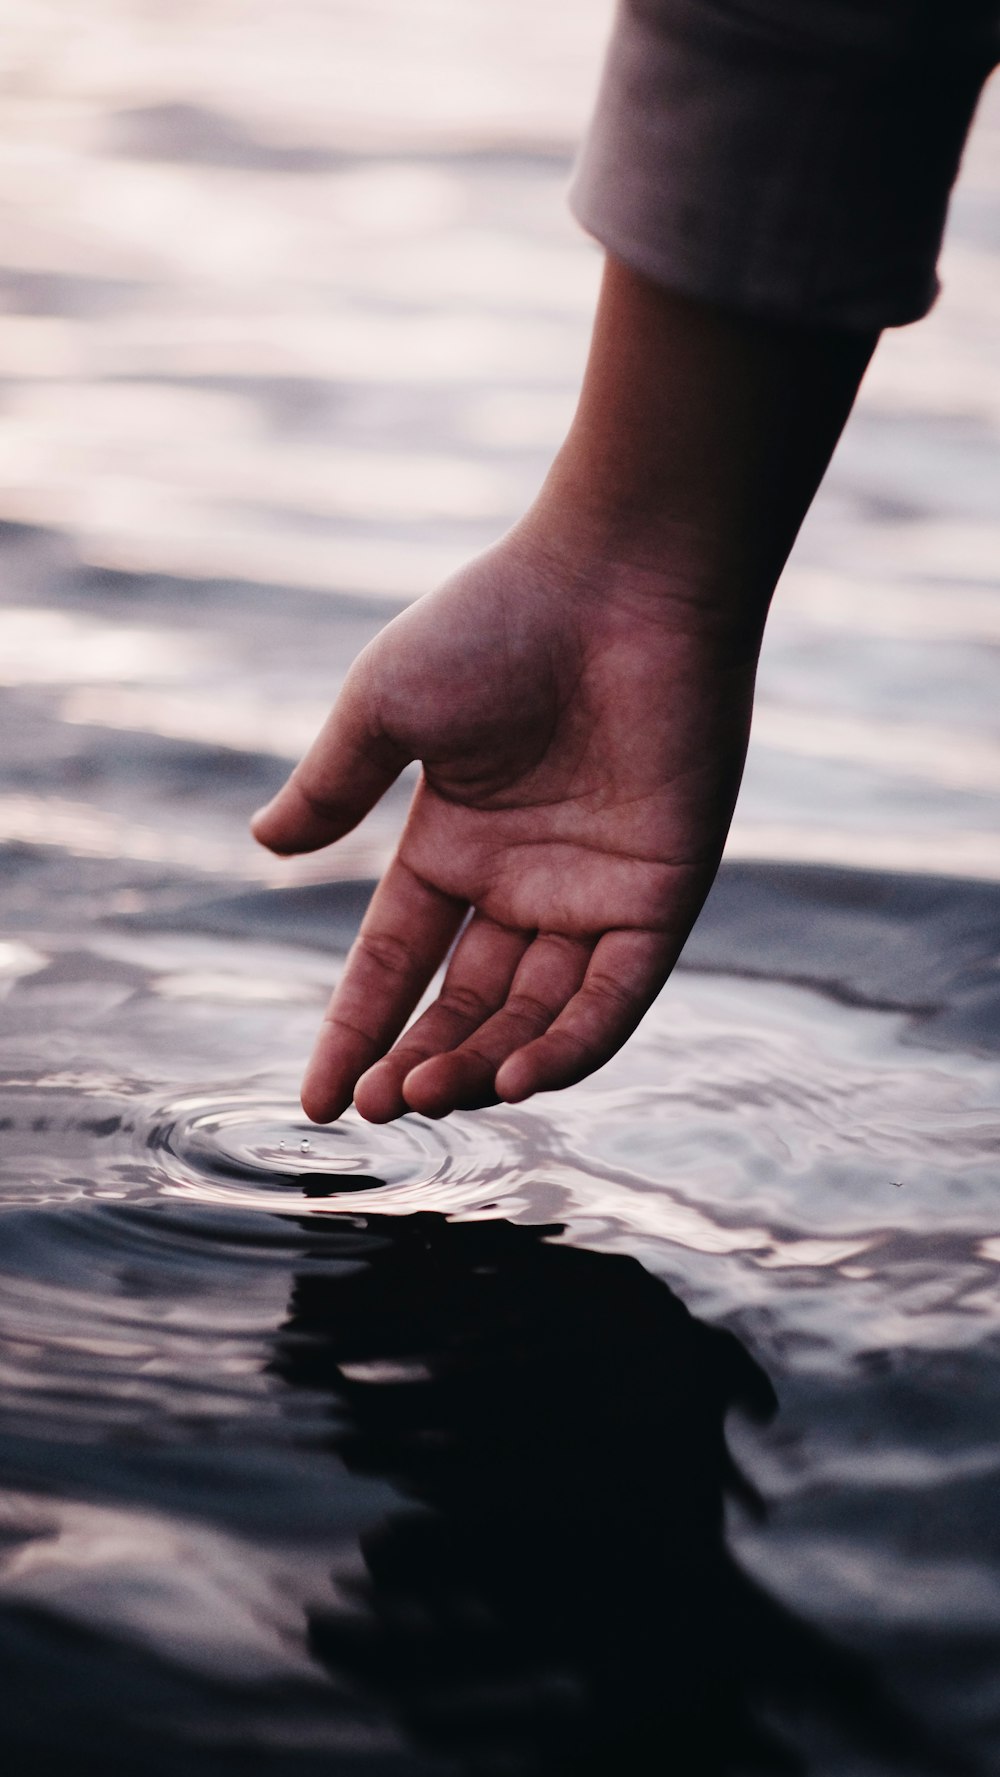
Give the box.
[400,932,594,1117]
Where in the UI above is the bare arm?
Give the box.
[543,255,874,619]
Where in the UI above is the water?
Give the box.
[2,875,999,1773]
[1,4,1000,1772]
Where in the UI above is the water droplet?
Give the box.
[300,1138,310,1153]
[278,1140,285,1151]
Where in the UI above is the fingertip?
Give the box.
[250,795,301,856]
[495,1035,586,1102]
[353,1066,407,1124]
[251,790,331,857]
[399,1057,452,1119]
[300,1065,351,1126]
[249,801,278,847]
[299,1094,337,1125]
[402,1053,502,1118]
[493,1055,534,1104]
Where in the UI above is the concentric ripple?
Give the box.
[141,1092,535,1217]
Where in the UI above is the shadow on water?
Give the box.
[271,1208,934,1777]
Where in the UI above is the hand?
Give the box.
[251,525,759,1122]
[252,260,873,1123]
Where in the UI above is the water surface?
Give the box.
[1,4,1000,1772]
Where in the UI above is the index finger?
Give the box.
[302,857,466,1122]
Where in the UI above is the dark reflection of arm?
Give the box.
[270,1208,936,1777]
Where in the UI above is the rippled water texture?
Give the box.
[0,871,997,1773]
[2,3,1000,1773]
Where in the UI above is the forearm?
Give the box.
[529,253,876,636]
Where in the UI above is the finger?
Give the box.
[301,859,465,1122]
[401,933,594,1118]
[251,657,409,856]
[354,914,530,1123]
[494,928,675,1104]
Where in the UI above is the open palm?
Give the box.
[252,534,759,1121]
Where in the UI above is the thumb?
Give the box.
[251,659,410,856]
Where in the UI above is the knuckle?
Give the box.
[545,933,587,963]
[295,777,346,824]
[324,1012,370,1044]
[547,1026,590,1063]
[377,1042,424,1076]
[585,971,634,1016]
[457,1041,501,1073]
[515,1027,591,1094]
[546,1026,606,1089]
[355,928,414,980]
[504,990,554,1028]
[439,981,493,1024]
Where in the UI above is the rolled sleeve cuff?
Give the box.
[570,0,997,330]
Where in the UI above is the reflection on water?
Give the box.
[0,870,998,1770]
[277,1212,929,1777]
[0,1187,931,1776]
[280,1213,786,1776]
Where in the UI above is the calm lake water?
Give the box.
[1,4,999,1772]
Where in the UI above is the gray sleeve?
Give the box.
[570,0,999,329]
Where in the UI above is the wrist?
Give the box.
[522,254,875,641]
[515,471,772,663]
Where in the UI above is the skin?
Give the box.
[252,256,876,1123]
